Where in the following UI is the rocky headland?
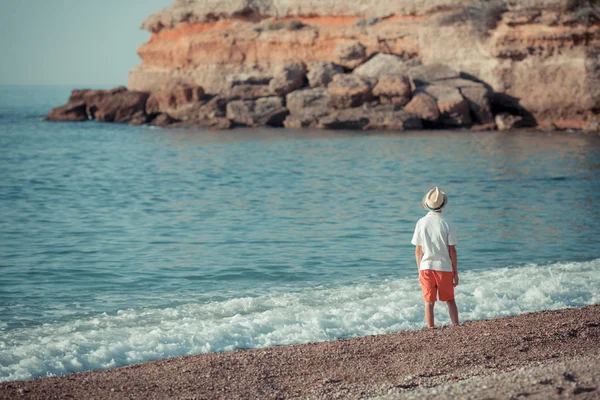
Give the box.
[47,0,600,131]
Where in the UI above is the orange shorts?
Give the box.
[419,270,455,302]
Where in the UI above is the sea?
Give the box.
[1,85,599,382]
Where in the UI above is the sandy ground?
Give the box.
[1,305,599,400]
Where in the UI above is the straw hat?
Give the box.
[422,187,448,211]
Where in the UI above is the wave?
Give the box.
[1,259,599,382]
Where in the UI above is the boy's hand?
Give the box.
[453,273,459,287]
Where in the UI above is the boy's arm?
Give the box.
[415,245,423,270]
[448,245,458,286]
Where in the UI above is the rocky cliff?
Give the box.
[125,0,599,129]
[47,1,599,131]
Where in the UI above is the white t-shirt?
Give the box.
[411,212,457,272]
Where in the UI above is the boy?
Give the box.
[411,187,459,328]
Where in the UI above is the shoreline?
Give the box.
[2,304,599,399]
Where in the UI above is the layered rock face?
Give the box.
[127,0,599,129]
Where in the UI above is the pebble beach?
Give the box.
[2,304,599,399]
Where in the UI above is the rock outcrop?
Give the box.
[125,0,598,129]
[47,0,599,131]
[46,87,149,125]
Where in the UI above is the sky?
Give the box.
[0,0,173,85]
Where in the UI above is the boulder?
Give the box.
[226,97,289,127]
[286,88,332,115]
[46,87,150,124]
[327,74,373,109]
[318,109,370,130]
[196,96,228,120]
[495,113,523,131]
[307,62,344,88]
[407,63,460,87]
[283,111,328,128]
[318,105,423,131]
[45,102,88,122]
[92,90,150,125]
[353,53,407,79]
[333,41,367,69]
[226,73,273,100]
[151,113,179,127]
[197,117,233,130]
[373,75,411,106]
[435,78,493,124]
[403,92,440,122]
[424,85,472,127]
[146,84,205,116]
[70,87,127,105]
[285,88,332,128]
[269,63,307,96]
[459,85,494,125]
[364,106,423,131]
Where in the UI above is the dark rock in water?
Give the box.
[327,74,373,109]
[92,90,150,124]
[403,92,440,122]
[364,105,423,130]
[199,117,233,130]
[318,109,370,130]
[286,88,332,115]
[146,84,205,117]
[151,113,179,127]
[46,87,150,125]
[45,102,88,122]
[318,105,422,131]
[226,97,289,127]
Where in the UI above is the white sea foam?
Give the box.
[1,259,599,382]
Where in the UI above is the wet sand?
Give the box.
[1,305,599,399]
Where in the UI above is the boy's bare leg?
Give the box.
[425,302,435,328]
[446,299,459,325]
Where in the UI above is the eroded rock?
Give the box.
[146,84,205,116]
[318,109,370,130]
[424,85,472,126]
[373,75,411,106]
[269,63,307,96]
[364,106,423,130]
[45,102,88,122]
[92,91,150,125]
[318,105,422,131]
[353,53,407,78]
[408,63,460,87]
[307,62,345,88]
[403,92,440,122]
[226,73,273,100]
[327,74,373,109]
[226,97,289,127]
[333,41,367,69]
[285,88,332,128]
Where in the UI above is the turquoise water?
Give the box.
[1,86,600,381]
